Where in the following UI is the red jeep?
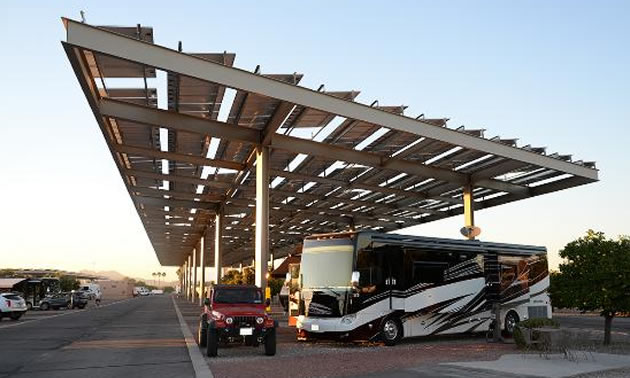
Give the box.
[198,285,277,357]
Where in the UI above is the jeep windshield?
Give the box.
[214,288,263,304]
[301,235,356,289]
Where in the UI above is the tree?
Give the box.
[267,278,284,297]
[163,286,175,293]
[221,269,244,285]
[220,268,255,285]
[59,275,80,292]
[242,267,255,285]
[550,230,630,345]
[0,269,16,278]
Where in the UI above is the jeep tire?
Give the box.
[206,329,218,357]
[264,328,276,356]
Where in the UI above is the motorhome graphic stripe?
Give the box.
[400,294,472,323]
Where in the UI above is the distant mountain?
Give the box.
[79,270,177,287]
[79,270,129,281]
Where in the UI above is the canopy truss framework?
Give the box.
[62,18,598,270]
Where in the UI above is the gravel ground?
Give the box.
[175,297,516,378]
[174,298,630,378]
[208,339,514,378]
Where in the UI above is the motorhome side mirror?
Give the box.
[285,272,291,282]
[203,298,210,306]
[351,271,360,285]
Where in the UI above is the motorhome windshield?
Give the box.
[301,236,355,289]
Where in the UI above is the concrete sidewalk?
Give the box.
[446,351,630,378]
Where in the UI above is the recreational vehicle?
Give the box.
[295,232,550,345]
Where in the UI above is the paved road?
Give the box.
[2,298,627,378]
[555,314,630,334]
[0,296,194,378]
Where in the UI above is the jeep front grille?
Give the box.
[233,316,257,326]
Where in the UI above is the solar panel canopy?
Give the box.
[62,19,598,268]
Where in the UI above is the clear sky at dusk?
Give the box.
[1,1,628,282]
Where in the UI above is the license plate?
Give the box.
[239,327,253,336]
[311,324,319,331]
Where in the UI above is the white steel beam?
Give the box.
[214,211,223,285]
[268,169,459,204]
[113,143,245,171]
[183,261,187,298]
[199,236,206,306]
[187,254,192,300]
[102,100,522,194]
[135,196,218,211]
[192,247,198,302]
[270,134,529,195]
[100,98,260,144]
[126,169,232,189]
[255,146,270,290]
[64,18,598,181]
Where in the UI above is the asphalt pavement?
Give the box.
[0,296,194,378]
[2,298,628,378]
[555,313,630,334]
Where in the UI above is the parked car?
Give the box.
[79,283,101,300]
[198,285,277,357]
[39,292,88,310]
[0,292,28,321]
[150,289,164,295]
[134,287,150,296]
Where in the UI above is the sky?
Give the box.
[1,1,628,282]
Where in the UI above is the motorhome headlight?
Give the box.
[256,317,264,324]
[341,314,356,325]
[225,317,234,325]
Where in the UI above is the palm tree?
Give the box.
[152,272,157,286]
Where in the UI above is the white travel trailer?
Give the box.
[296,232,551,345]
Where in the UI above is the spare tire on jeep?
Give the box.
[206,328,218,357]
[264,328,276,356]
[198,319,207,348]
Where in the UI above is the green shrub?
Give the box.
[514,318,559,349]
[267,278,284,297]
[519,318,559,329]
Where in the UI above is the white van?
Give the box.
[134,287,150,296]
[79,283,101,300]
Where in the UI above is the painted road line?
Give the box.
[0,298,135,330]
[172,296,213,378]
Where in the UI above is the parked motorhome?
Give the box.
[295,232,550,345]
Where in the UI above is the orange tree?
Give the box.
[550,230,630,345]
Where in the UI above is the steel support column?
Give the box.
[214,211,223,284]
[198,236,206,306]
[192,247,198,302]
[187,254,192,300]
[182,261,187,297]
[255,146,270,289]
[463,183,475,240]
